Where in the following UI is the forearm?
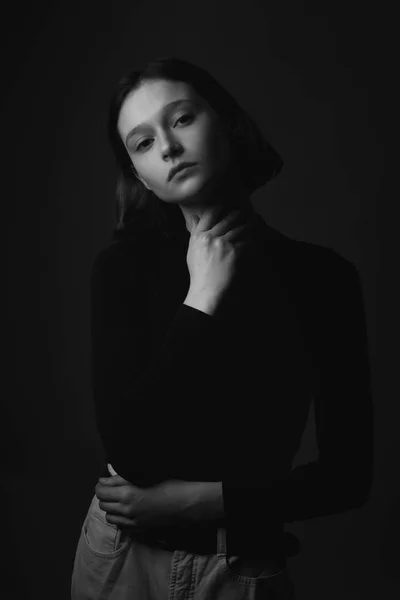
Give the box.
[183,290,220,316]
[182,481,225,523]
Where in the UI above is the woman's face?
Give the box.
[117,78,233,208]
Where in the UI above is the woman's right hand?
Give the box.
[185,207,254,300]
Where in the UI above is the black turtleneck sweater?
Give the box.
[90,212,373,557]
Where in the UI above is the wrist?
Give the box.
[184,481,225,523]
[183,291,219,316]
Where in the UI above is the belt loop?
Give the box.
[217,527,227,557]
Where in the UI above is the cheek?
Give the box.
[135,159,163,189]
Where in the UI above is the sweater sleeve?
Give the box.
[221,250,374,527]
[90,243,221,486]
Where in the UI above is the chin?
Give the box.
[167,176,209,204]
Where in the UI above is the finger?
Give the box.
[221,221,253,243]
[98,475,129,486]
[98,501,129,516]
[208,210,242,238]
[195,204,224,234]
[106,512,168,530]
[105,513,137,528]
[187,214,199,234]
[95,483,124,502]
[234,237,255,255]
[107,463,118,476]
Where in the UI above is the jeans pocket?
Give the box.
[220,554,286,584]
[82,511,130,558]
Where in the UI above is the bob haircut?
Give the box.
[107,56,283,242]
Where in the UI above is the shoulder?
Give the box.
[275,232,359,286]
[272,236,368,348]
[255,214,355,272]
[277,236,365,328]
[253,214,360,292]
[261,230,362,313]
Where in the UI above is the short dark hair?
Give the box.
[107,56,283,242]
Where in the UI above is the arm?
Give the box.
[183,481,225,522]
[221,251,374,529]
[90,243,222,485]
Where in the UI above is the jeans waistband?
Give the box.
[132,522,222,556]
[132,522,298,560]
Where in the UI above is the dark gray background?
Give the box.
[3,1,394,598]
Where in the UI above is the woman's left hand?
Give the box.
[94,464,199,530]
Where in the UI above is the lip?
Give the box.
[168,162,197,182]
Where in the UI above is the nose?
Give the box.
[161,133,182,161]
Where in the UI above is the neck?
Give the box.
[179,174,254,233]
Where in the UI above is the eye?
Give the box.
[135,114,194,151]
[175,113,193,126]
[136,139,152,151]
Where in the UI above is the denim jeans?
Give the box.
[71,492,296,599]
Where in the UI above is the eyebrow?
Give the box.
[125,98,193,145]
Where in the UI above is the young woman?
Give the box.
[71,56,373,599]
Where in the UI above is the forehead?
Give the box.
[117,79,201,138]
